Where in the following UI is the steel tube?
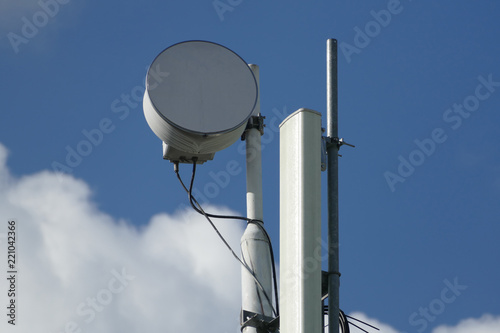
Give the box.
[241,64,273,333]
[327,38,340,333]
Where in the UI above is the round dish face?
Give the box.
[146,41,257,135]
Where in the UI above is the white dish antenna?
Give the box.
[143,40,258,163]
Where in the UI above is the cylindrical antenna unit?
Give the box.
[143,40,258,163]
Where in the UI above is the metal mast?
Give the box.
[241,64,274,333]
[327,38,340,333]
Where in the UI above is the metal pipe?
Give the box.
[241,64,273,333]
[246,64,263,219]
[327,38,340,333]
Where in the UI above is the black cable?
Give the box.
[339,309,351,333]
[324,306,350,332]
[324,306,379,333]
[347,322,367,333]
[345,315,380,331]
[188,178,262,223]
[184,161,277,317]
[174,161,279,317]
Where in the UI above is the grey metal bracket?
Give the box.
[321,137,328,171]
[240,310,279,332]
[241,115,265,140]
[322,270,342,301]
[324,136,355,149]
[322,136,355,159]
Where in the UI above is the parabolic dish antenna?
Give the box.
[143,40,258,162]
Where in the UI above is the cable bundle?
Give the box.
[174,161,279,318]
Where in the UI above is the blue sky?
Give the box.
[1,1,500,332]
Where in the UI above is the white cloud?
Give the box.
[433,314,500,333]
[0,142,244,332]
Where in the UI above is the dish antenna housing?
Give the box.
[143,40,258,163]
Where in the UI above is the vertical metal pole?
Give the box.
[327,39,340,333]
[241,64,273,333]
[246,64,263,219]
